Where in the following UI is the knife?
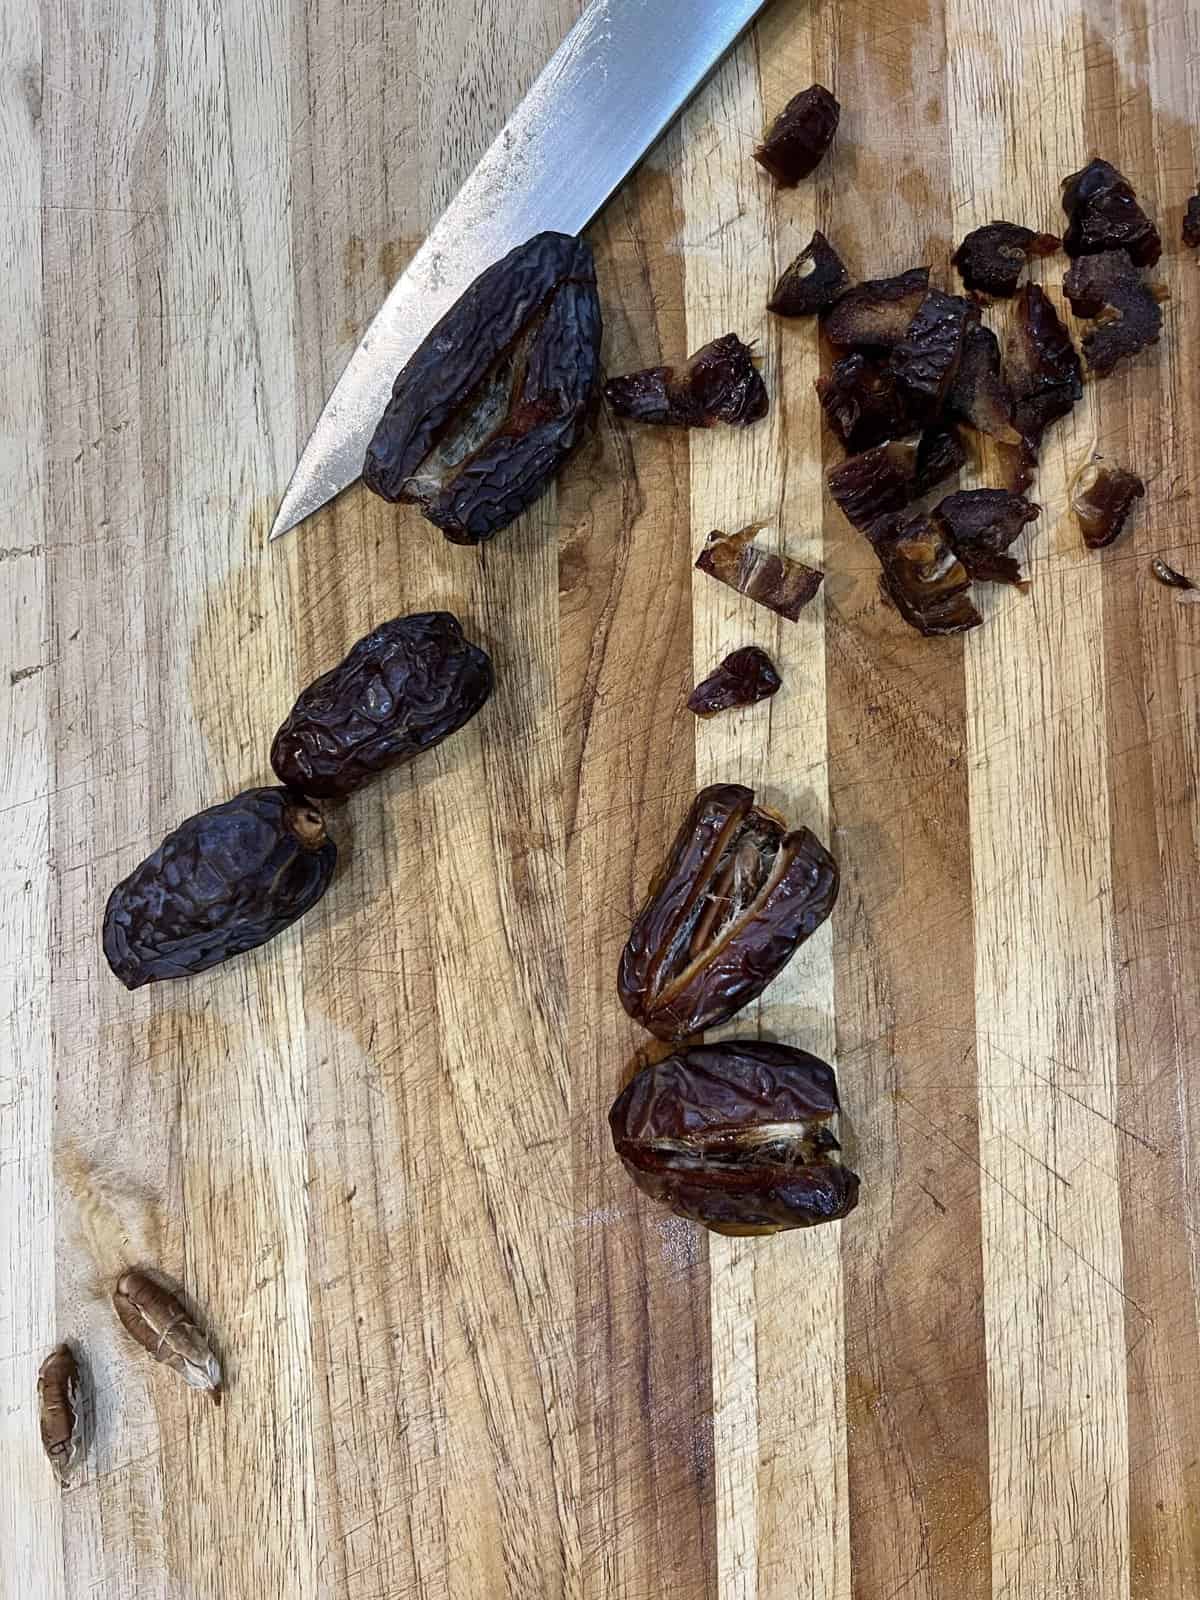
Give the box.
[269,0,770,541]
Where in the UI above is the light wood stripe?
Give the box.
[681,8,847,1595]
[952,8,1131,1594]
[0,0,57,1589]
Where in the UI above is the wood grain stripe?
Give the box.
[0,0,57,1588]
[825,4,992,1597]
[954,8,1130,1594]
[681,8,848,1595]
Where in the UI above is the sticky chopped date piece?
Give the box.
[754,84,840,185]
[952,221,1060,299]
[1062,250,1163,377]
[868,513,982,636]
[1062,158,1161,266]
[618,785,839,1040]
[769,231,850,317]
[948,323,1020,444]
[695,525,823,621]
[1071,460,1145,549]
[934,488,1040,587]
[889,290,972,420]
[609,1041,860,1235]
[913,427,968,496]
[605,334,768,428]
[1151,557,1194,590]
[1184,195,1200,248]
[816,354,911,452]
[1005,284,1082,475]
[364,232,602,543]
[688,647,782,718]
[823,267,930,351]
[827,430,964,532]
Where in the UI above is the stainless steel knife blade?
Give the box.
[269,0,769,541]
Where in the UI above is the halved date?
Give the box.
[271,613,492,799]
[1062,158,1161,266]
[769,231,850,317]
[618,784,838,1040]
[103,789,336,988]
[610,1040,860,1235]
[952,221,1060,299]
[363,232,602,543]
[695,525,823,621]
[822,267,930,351]
[606,334,767,428]
[754,84,840,185]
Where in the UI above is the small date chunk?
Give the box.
[271,613,492,799]
[826,430,964,532]
[1062,251,1163,376]
[1005,284,1082,476]
[363,232,602,543]
[868,514,982,636]
[688,647,782,718]
[889,290,972,420]
[610,1041,860,1236]
[103,789,336,989]
[769,231,850,317]
[816,354,911,451]
[823,267,931,351]
[618,784,839,1040]
[605,334,767,428]
[1184,195,1200,248]
[934,489,1040,587]
[948,323,1020,445]
[754,84,840,185]
[1062,158,1161,266]
[38,1346,84,1486]
[695,525,823,621]
[1071,460,1145,549]
[952,221,1060,298]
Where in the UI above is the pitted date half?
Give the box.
[271,613,492,798]
[103,789,336,989]
[363,232,602,544]
[609,1040,860,1235]
[618,784,839,1041]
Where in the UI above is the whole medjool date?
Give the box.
[102,788,336,989]
[609,1040,860,1235]
[271,613,492,798]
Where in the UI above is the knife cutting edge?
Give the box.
[269,0,770,541]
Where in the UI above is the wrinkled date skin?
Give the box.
[103,789,336,989]
[935,488,1040,587]
[618,784,839,1041]
[271,613,492,799]
[363,232,602,543]
[609,1041,860,1235]
[1062,159,1161,266]
[754,84,840,185]
[889,289,972,421]
[605,333,768,428]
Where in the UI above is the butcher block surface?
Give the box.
[3,0,1199,1595]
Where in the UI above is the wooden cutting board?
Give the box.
[4,0,1199,1594]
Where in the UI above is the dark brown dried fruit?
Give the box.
[1071,460,1145,549]
[1005,284,1082,471]
[823,267,931,351]
[687,647,782,717]
[754,84,840,185]
[826,430,963,532]
[868,514,982,636]
[1062,158,1161,266]
[1062,251,1163,376]
[606,333,767,429]
[618,784,839,1041]
[113,1271,223,1403]
[38,1345,84,1485]
[952,221,1060,298]
[695,525,824,621]
[103,789,336,989]
[609,1040,860,1236]
[1151,557,1193,590]
[948,323,1021,445]
[816,354,911,451]
[363,232,602,543]
[1184,195,1200,248]
[934,488,1040,587]
[769,231,850,317]
[889,290,972,421]
[270,613,492,799]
